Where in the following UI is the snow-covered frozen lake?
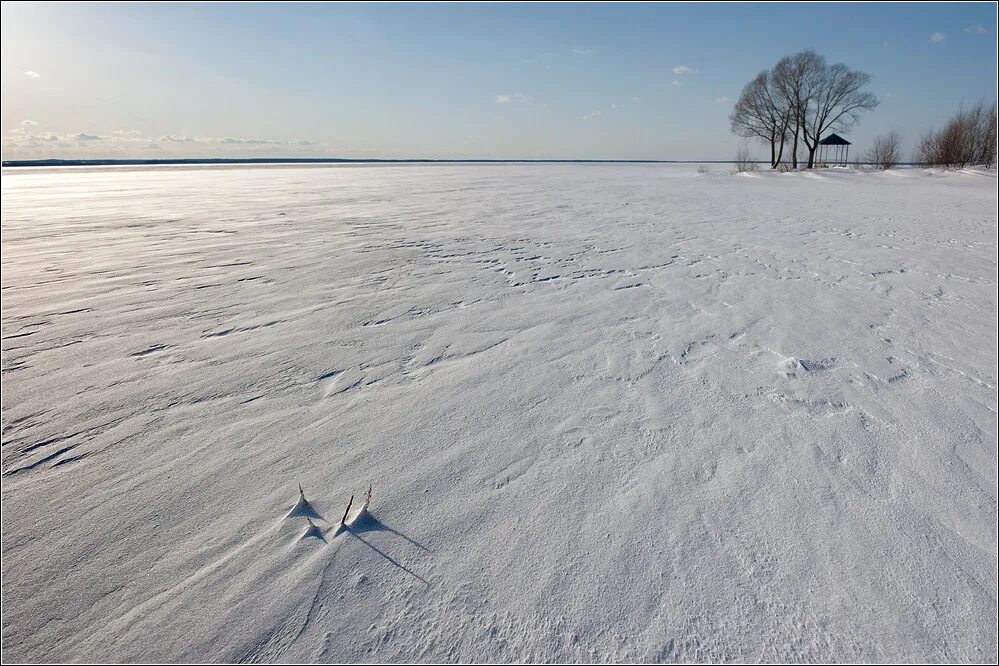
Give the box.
[2,163,996,662]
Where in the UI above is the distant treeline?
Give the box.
[3,158,718,168]
[915,101,997,169]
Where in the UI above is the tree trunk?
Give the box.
[770,137,776,168]
[791,121,799,169]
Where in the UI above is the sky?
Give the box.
[2,2,996,161]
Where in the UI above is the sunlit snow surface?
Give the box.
[2,164,996,662]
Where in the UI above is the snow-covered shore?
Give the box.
[2,163,996,662]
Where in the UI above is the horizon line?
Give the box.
[2,157,755,168]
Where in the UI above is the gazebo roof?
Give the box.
[818,133,851,146]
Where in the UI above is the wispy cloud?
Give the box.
[715,96,730,104]
[495,92,532,104]
[611,103,619,111]
[582,111,602,120]
[216,137,271,145]
[4,121,323,160]
[964,24,987,34]
[572,48,596,55]
[157,135,313,146]
[672,65,696,75]
[23,71,40,78]
[522,52,556,68]
[672,80,682,87]
[929,32,946,43]
[7,127,60,141]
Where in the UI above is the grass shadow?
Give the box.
[349,511,431,552]
[346,511,430,584]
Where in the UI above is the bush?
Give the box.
[865,130,903,170]
[915,101,997,168]
[735,146,757,172]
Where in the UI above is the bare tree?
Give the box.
[771,51,824,170]
[730,71,792,168]
[916,101,998,168]
[970,101,997,168]
[799,61,879,168]
[865,130,903,169]
[769,50,878,169]
[734,145,757,172]
[985,103,997,168]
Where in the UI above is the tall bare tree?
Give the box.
[730,71,792,169]
[731,51,879,170]
[799,61,879,168]
[771,50,824,170]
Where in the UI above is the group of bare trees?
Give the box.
[914,101,997,169]
[730,50,879,169]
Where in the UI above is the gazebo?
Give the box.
[817,133,851,166]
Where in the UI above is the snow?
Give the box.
[1,163,996,662]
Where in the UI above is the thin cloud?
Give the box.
[21,120,38,126]
[572,48,596,55]
[673,80,682,87]
[213,137,273,145]
[495,92,531,104]
[24,71,40,78]
[715,96,730,104]
[964,25,987,34]
[5,129,321,158]
[929,32,946,43]
[158,134,296,145]
[582,111,602,120]
[672,65,696,75]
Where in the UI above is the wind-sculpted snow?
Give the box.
[1,164,996,662]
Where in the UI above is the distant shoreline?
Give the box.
[2,158,740,168]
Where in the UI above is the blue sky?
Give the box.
[2,2,996,160]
